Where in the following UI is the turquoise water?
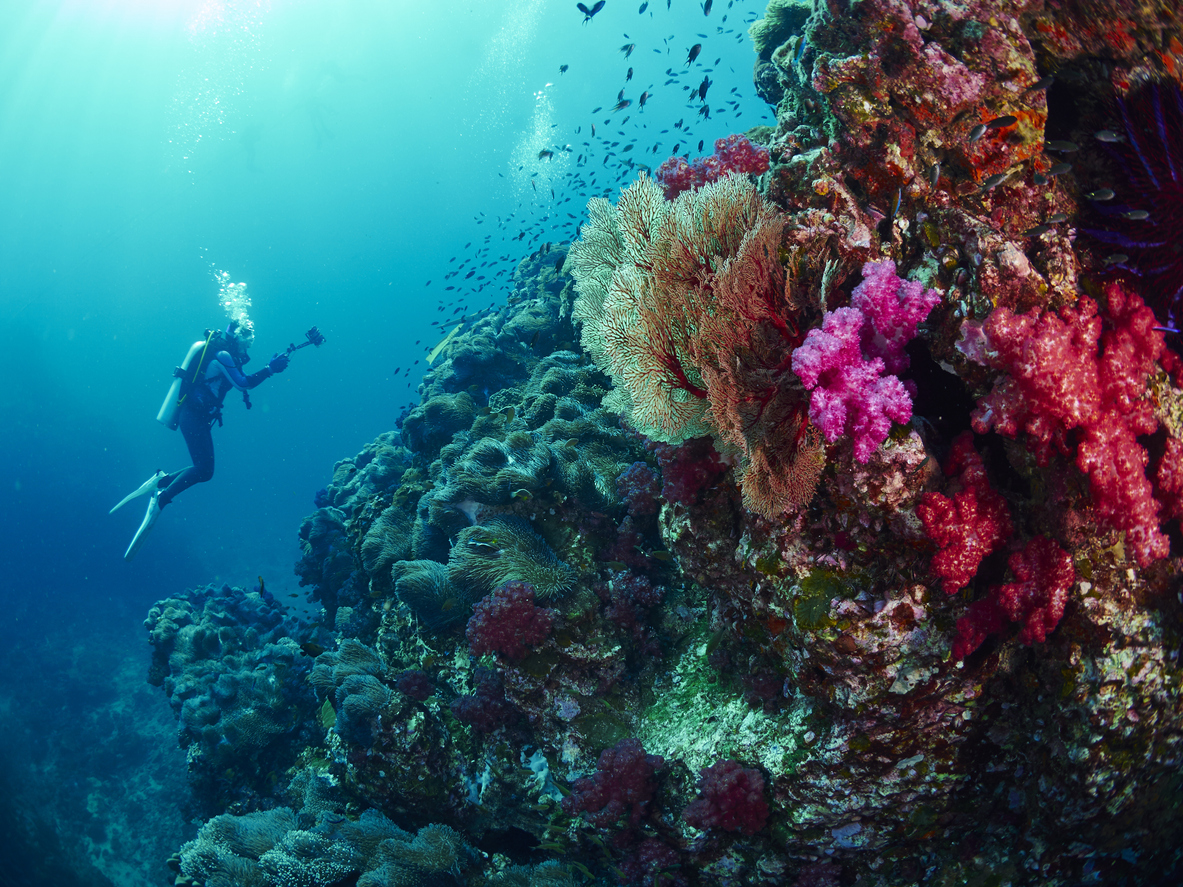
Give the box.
[0,0,771,882]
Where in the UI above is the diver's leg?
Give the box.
[157,407,216,508]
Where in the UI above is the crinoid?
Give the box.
[1086,79,1183,337]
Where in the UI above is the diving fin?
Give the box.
[110,471,166,514]
[124,494,162,562]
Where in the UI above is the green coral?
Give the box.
[448,515,576,601]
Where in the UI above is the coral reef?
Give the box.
[154,3,1183,885]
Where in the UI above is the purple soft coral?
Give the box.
[792,261,939,462]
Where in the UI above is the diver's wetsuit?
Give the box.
[157,349,278,507]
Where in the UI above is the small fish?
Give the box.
[928,162,940,187]
[1094,129,1123,143]
[559,64,568,74]
[1123,209,1150,220]
[1104,253,1130,265]
[626,66,633,81]
[1044,139,1078,152]
[981,171,1011,190]
[564,438,579,447]
[1087,188,1116,201]
[512,489,533,501]
[604,560,628,571]
[1033,172,1049,185]
[650,550,674,561]
[1023,74,1055,93]
[638,90,649,108]
[1045,212,1068,223]
[576,1,605,22]
[502,406,516,421]
[985,114,1018,129]
[257,575,266,595]
[300,642,326,657]
[620,43,636,58]
[686,43,702,65]
[538,149,554,160]
[612,99,632,112]
[794,35,808,64]
[968,123,987,142]
[697,75,710,100]
[1047,162,1073,176]
[638,1,648,11]
[703,0,712,13]
[1023,224,1052,236]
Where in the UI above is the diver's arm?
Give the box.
[211,351,287,390]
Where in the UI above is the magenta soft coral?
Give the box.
[465,581,556,661]
[655,134,770,200]
[562,737,665,828]
[792,260,940,462]
[682,759,769,835]
[971,281,1170,566]
[952,535,1075,659]
[917,432,1013,595]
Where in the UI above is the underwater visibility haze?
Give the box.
[1,0,1182,885]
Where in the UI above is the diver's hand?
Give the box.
[268,353,290,374]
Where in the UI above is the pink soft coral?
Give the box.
[792,261,939,462]
[682,759,769,835]
[655,134,770,199]
[971,282,1170,566]
[917,432,1013,595]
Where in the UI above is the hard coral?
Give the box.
[655,134,770,200]
[465,581,556,661]
[917,432,1013,595]
[682,759,769,836]
[971,281,1171,566]
[562,737,664,828]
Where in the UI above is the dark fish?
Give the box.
[605,560,628,571]
[639,1,648,10]
[300,642,326,657]
[1104,253,1129,264]
[577,1,605,22]
[1044,139,1078,152]
[1023,74,1054,93]
[927,162,940,187]
[651,550,674,561]
[1045,212,1068,223]
[1047,162,1072,176]
[1087,188,1115,201]
[1094,130,1123,143]
[985,114,1018,129]
[968,123,987,142]
[620,43,636,58]
[698,75,710,99]
[612,99,632,111]
[559,64,569,74]
[638,90,649,108]
[538,149,555,160]
[698,139,704,151]
[698,104,710,118]
[686,43,702,65]
[626,66,633,81]
[703,0,712,13]
[1023,224,1052,236]
[981,171,1010,190]
[1123,209,1150,220]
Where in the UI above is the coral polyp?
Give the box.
[1088,79,1183,333]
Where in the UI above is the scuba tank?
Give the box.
[157,330,219,429]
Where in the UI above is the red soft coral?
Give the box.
[682,759,769,835]
[917,432,1013,594]
[466,581,556,661]
[952,535,1075,659]
[971,282,1170,566]
[563,738,665,828]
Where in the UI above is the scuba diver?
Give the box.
[112,319,294,561]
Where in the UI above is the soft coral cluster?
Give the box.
[681,759,769,835]
[655,134,770,200]
[465,581,556,661]
[952,536,1076,660]
[562,738,665,828]
[792,260,940,462]
[917,432,1013,595]
[971,281,1171,566]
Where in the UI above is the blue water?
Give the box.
[0,0,771,881]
